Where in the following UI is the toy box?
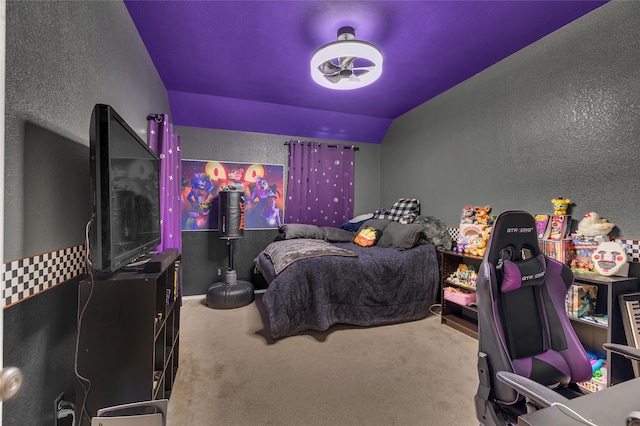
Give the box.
[444,287,476,305]
[577,362,607,393]
[577,375,607,393]
[539,238,571,264]
[534,214,550,239]
[569,235,609,273]
[548,215,572,240]
[566,284,598,318]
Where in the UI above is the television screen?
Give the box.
[90,104,161,273]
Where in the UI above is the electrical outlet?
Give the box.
[217,267,222,276]
[54,392,64,426]
[54,392,76,426]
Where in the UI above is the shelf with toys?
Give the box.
[569,272,638,390]
[440,204,495,338]
[535,199,640,392]
[440,249,482,338]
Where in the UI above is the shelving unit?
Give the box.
[76,248,181,426]
[439,249,482,339]
[438,249,639,387]
[569,272,638,387]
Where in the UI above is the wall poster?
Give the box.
[181,159,285,231]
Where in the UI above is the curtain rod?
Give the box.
[284,141,359,151]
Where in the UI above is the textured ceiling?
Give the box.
[124,1,607,143]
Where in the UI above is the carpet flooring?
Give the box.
[167,294,479,425]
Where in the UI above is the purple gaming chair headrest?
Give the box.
[501,254,546,293]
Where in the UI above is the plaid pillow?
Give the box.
[374,198,420,223]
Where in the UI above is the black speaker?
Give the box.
[218,190,244,239]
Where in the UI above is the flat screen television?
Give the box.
[89,104,161,273]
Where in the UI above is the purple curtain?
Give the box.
[285,140,355,226]
[147,113,182,253]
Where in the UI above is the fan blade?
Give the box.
[352,66,375,72]
[324,74,343,84]
[353,68,372,78]
[348,75,360,82]
[340,56,356,69]
[318,60,340,75]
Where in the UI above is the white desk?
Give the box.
[519,377,640,425]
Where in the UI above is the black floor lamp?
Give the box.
[205,190,255,309]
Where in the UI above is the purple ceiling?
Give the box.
[125,1,607,144]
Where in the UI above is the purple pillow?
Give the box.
[501,255,546,293]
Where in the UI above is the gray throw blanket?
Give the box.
[263,238,358,275]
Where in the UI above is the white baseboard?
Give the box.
[182,288,266,301]
[182,294,205,301]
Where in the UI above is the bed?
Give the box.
[254,220,443,339]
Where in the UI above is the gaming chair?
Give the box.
[474,210,594,425]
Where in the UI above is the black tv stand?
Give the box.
[76,248,181,425]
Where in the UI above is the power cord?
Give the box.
[551,402,598,426]
[75,218,95,425]
[429,303,442,316]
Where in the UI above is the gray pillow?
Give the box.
[378,220,425,250]
[322,226,356,242]
[358,218,393,232]
[278,224,324,240]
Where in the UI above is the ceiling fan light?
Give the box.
[310,40,383,90]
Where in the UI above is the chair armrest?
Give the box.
[603,343,640,362]
[496,371,569,408]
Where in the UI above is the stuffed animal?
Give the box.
[448,264,478,287]
[413,215,453,250]
[552,198,571,215]
[576,212,615,237]
[474,205,491,225]
[592,241,627,276]
[454,236,468,254]
[461,205,475,224]
[468,234,487,257]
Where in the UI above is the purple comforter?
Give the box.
[255,242,440,339]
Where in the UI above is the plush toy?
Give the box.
[592,241,627,276]
[469,228,491,257]
[413,215,453,250]
[353,226,382,247]
[461,205,475,224]
[448,264,478,287]
[454,236,468,254]
[576,212,615,237]
[474,205,492,225]
[468,234,487,257]
[552,198,571,215]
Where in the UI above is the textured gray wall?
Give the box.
[381,0,640,238]
[177,126,381,216]
[177,126,381,295]
[4,2,170,425]
[5,0,170,260]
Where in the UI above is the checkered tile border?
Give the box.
[612,238,640,263]
[446,229,640,263]
[2,245,86,307]
[447,227,460,242]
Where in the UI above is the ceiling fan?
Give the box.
[310,26,383,90]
